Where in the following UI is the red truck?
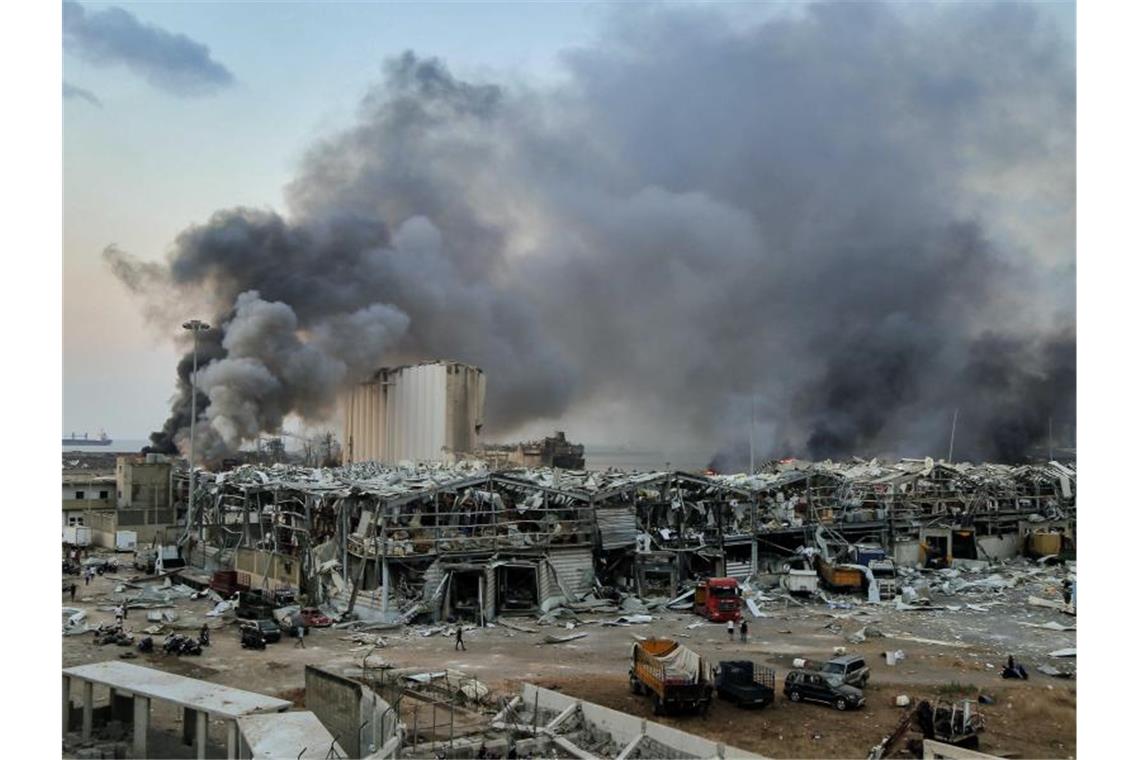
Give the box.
[693,577,742,622]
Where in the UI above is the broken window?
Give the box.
[497,565,538,611]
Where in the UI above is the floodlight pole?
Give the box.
[182,319,210,542]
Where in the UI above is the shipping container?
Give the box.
[62,526,91,547]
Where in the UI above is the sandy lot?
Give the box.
[63,564,1076,758]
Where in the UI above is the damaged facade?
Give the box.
[481,431,586,470]
[62,454,179,549]
[176,456,1075,625]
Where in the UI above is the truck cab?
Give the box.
[694,577,742,622]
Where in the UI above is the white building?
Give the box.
[342,360,486,464]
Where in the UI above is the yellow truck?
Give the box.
[628,638,713,715]
[814,555,865,591]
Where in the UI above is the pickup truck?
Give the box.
[715,660,775,708]
[209,570,251,598]
[629,638,713,716]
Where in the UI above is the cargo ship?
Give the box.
[62,431,112,446]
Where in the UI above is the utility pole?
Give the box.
[182,319,210,543]
[947,408,959,464]
[1048,416,1054,461]
[749,394,756,475]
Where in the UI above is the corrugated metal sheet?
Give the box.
[421,560,446,618]
[388,363,447,462]
[595,506,637,550]
[342,362,485,464]
[483,564,496,622]
[725,560,752,580]
[539,547,595,609]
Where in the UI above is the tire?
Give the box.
[630,677,641,695]
[789,691,801,703]
[835,698,847,711]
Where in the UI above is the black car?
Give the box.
[250,619,281,643]
[784,669,865,711]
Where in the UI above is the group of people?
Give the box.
[726,618,749,642]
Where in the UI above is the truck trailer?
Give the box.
[629,638,714,715]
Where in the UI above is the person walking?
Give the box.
[727,618,735,640]
[455,625,466,651]
[740,619,749,643]
[295,624,306,648]
[69,583,77,601]
[84,567,91,586]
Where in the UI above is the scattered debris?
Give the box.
[538,632,588,645]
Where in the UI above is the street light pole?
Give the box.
[182,319,210,543]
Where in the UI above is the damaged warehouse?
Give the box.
[171,456,1075,625]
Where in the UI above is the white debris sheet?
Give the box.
[63,608,88,636]
[538,632,588,645]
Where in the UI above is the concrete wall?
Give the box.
[116,458,172,510]
[235,548,300,591]
[976,533,1020,560]
[520,683,764,759]
[306,666,363,757]
[62,486,115,504]
[62,478,116,527]
[923,739,1001,759]
[305,665,399,758]
[893,538,922,567]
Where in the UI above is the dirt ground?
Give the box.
[63,561,1076,759]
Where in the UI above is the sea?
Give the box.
[62,438,152,454]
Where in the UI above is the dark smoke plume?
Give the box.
[109,2,1074,463]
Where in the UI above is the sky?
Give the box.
[63,1,1076,460]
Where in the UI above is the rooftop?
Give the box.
[62,661,292,719]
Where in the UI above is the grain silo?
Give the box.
[341,360,486,464]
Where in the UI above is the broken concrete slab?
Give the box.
[538,632,588,645]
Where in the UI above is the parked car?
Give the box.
[784,670,865,711]
[250,619,281,644]
[821,654,870,688]
[299,608,332,628]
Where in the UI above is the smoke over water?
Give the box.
[108,3,1075,464]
